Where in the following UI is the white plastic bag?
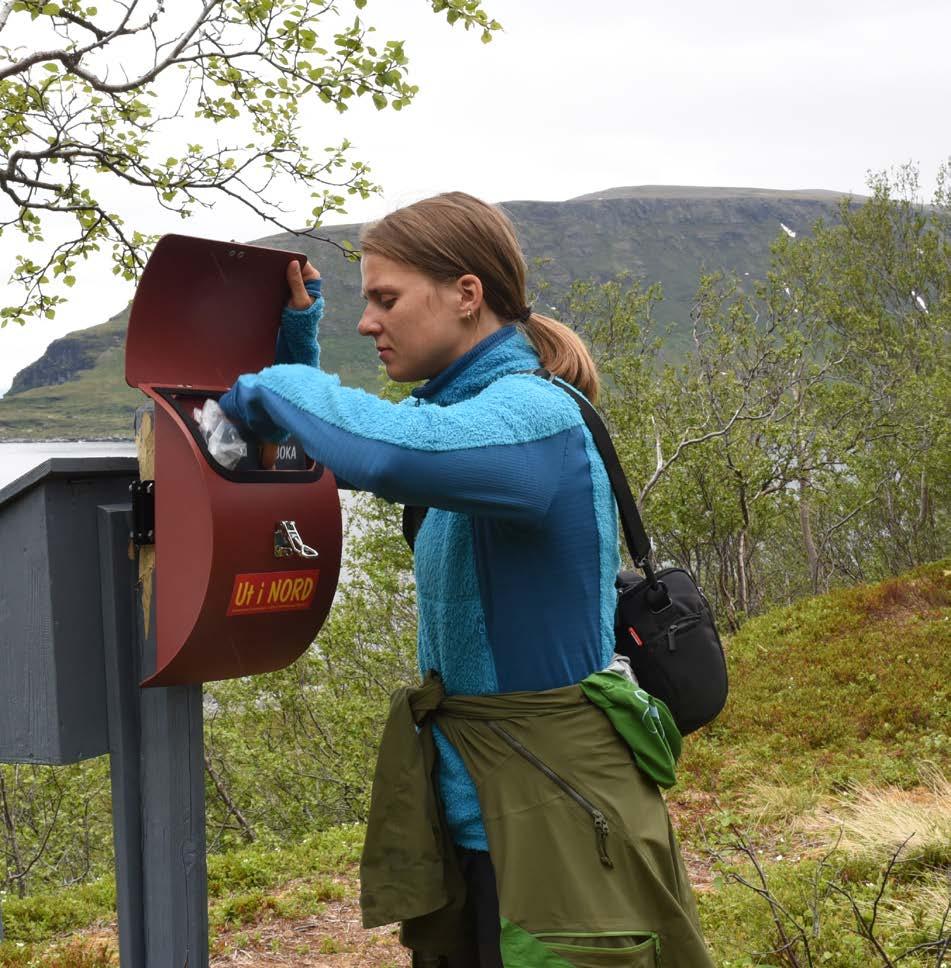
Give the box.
[192,398,247,470]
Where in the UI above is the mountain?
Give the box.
[0,186,850,440]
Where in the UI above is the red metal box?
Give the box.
[125,234,342,686]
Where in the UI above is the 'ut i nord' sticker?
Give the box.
[227,570,319,616]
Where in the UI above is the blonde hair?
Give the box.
[360,192,600,402]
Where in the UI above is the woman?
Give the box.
[219,193,712,967]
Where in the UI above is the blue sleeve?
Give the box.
[218,367,581,522]
[275,278,323,368]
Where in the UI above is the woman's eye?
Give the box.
[381,298,396,310]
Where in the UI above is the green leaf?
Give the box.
[43,62,59,73]
[371,92,386,110]
[64,275,76,287]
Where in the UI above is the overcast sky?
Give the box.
[2,0,949,393]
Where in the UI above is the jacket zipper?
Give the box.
[486,722,613,868]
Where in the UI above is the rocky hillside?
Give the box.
[0,186,850,440]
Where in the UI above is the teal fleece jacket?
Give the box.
[219,280,620,849]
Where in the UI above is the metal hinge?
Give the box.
[130,479,155,545]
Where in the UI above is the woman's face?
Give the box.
[358,253,486,383]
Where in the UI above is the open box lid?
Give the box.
[126,234,306,390]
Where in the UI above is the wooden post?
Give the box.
[134,405,208,968]
[94,406,209,967]
[98,503,146,967]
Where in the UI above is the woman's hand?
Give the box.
[287,259,321,309]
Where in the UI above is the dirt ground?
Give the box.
[205,847,714,967]
[207,885,410,968]
[72,879,411,968]
[68,840,715,968]
[65,797,717,967]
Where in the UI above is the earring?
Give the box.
[466,309,473,322]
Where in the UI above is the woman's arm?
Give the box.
[219,364,582,523]
[274,261,322,368]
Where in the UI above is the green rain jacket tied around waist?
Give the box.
[360,670,715,967]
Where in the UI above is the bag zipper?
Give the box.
[486,722,613,868]
[650,612,702,653]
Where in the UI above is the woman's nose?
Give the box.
[357,309,381,336]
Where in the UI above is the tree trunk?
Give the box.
[917,469,930,530]
[718,549,739,632]
[799,486,820,593]
[737,530,749,615]
[0,769,26,898]
[204,753,255,844]
[916,469,937,562]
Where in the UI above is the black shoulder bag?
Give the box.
[402,369,728,735]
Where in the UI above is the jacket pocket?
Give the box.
[486,722,613,868]
[536,931,660,967]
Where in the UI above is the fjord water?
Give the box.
[0,442,359,578]
[0,441,138,491]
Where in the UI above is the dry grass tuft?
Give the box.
[881,870,951,934]
[36,938,117,968]
[802,766,951,861]
[738,779,822,829]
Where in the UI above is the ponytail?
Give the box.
[521,313,600,403]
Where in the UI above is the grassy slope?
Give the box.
[674,561,951,806]
[0,343,142,440]
[0,188,848,441]
[1,563,948,966]
[677,561,951,967]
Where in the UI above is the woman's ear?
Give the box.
[457,273,484,317]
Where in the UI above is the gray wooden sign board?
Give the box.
[0,458,138,764]
[1,461,208,963]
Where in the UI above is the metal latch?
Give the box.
[130,480,155,545]
[274,520,318,559]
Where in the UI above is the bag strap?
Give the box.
[531,369,653,572]
[402,369,655,576]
